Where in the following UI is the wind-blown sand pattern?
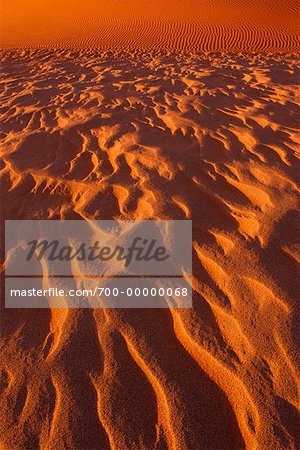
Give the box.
[1,0,300,51]
[0,49,300,449]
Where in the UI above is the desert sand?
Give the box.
[1,0,300,51]
[1,0,300,449]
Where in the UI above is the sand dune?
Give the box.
[1,0,299,51]
[1,49,300,449]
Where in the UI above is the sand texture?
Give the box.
[0,49,300,449]
[1,0,300,52]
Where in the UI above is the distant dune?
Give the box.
[1,0,299,51]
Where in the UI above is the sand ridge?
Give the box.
[1,0,300,51]
[0,49,300,449]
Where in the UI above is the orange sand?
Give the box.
[0,48,300,449]
[1,0,300,51]
[1,0,300,448]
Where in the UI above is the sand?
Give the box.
[1,48,300,449]
[1,0,300,449]
[1,0,300,51]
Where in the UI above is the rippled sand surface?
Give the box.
[0,49,300,449]
[1,0,299,51]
